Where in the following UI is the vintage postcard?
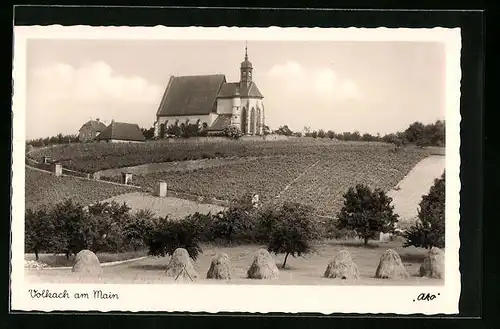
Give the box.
[12,25,461,314]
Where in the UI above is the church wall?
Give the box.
[216,99,233,114]
[241,97,265,135]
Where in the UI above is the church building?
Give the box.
[154,46,265,137]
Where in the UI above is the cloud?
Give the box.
[31,61,163,104]
[266,61,360,101]
[27,61,164,139]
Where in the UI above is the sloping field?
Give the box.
[25,167,138,211]
[29,139,396,173]
[25,239,442,285]
[101,192,226,219]
[387,155,446,225]
[133,147,429,216]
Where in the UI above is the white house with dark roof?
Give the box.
[78,118,107,142]
[95,121,146,143]
[154,46,265,137]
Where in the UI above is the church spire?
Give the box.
[240,42,253,87]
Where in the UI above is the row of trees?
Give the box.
[26,173,445,267]
[272,120,445,147]
[26,133,80,148]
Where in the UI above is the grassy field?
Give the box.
[25,250,147,267]
[133,146,430,216]
[28,139,424,173]
[25,238,443,285]
[25,167,139,211]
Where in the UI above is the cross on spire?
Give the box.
[245,41,248,60]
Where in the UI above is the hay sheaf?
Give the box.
[247,249,279,280]
[375,249,409,279]
[165,248,198,281]
[324,250,360,280]
[419,247,445,279]
[206,253,232,280]
[72,250,102,276]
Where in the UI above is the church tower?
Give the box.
[240,43,253,89]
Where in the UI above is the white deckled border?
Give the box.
[11,25,462,314]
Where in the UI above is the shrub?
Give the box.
[211,193,259,244]
[183,212,215,242]
[224,126,243,140]
[267,202,319,268]
[335,184,399,245]
[147,217,203,260]
[404,172,445,249]
[122,209,160,250]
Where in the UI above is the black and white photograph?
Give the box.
[11,25,461,314]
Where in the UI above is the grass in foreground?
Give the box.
[25,239,442,285]
[25,250,148,267]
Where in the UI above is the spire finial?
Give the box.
[245,41,248,60]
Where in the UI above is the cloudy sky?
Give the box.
[25,39,446,139]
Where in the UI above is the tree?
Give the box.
[123,209,161,250]
[141,126,155,140]
[262,125,270,135]
[317,129,326,138]
[275,125,294,136]
[25,207,55,260]
[267,202,319,268]
[326,130,336,139]
[405,122,426,144]
[49,199,91,258]
[336,184,399,245]
[404,172,445,249]
[211,193,257,243]
[147,217,203,260]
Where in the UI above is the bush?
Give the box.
[122,209,160,250]
[224,126,243,140]
[335,184,399,245]
[404,172,445,249]
[267,202,320,268]
[183,212,215,242]
[147,217,203,260]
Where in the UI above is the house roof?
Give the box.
[207,114,232,131]
[95,122,145,142]
[217,82,264,99]
[79,120,107,132]
[156,74,226,117]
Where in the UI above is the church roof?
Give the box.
[96,122,145,142]
[207,114,233,131]
[217,82,264,99]
[156,74,226,117]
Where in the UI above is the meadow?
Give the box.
[25,239,442,285]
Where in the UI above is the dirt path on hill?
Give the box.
[387,155,446,226]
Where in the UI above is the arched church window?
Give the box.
[241,107,248,134]
[256,108,261,134]
[250,107,256,135]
